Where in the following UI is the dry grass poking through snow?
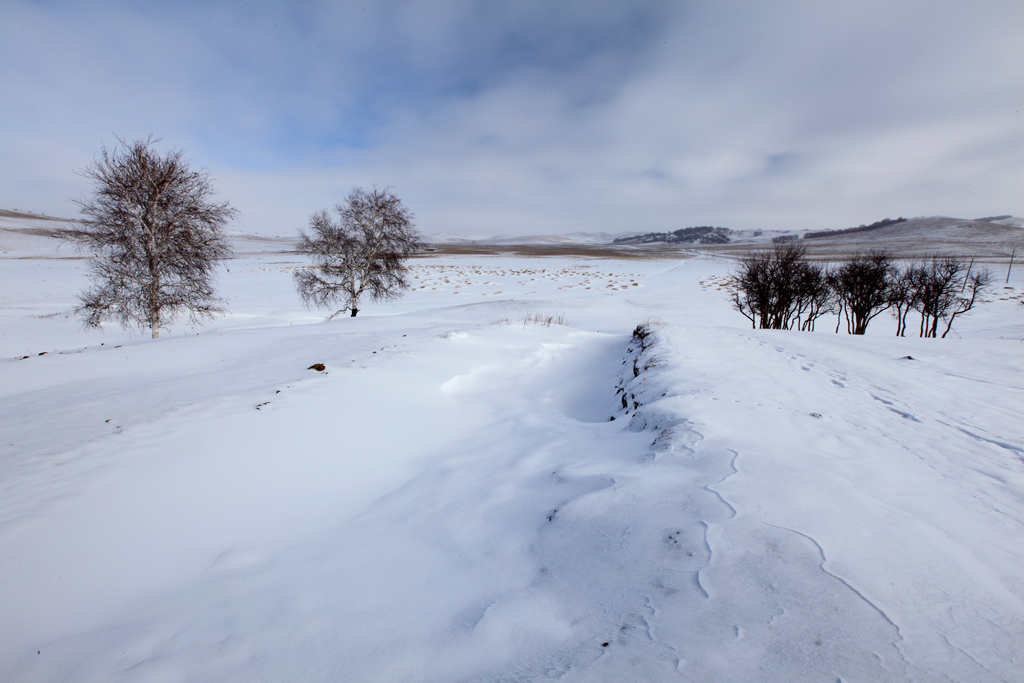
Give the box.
[407,262,643,297]
[491,311,569,327]
[698,273,739,296]
[232,262,304,275]
[994,284,1022,304]
[521,311,567,327]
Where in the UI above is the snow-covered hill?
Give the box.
[796,215,1024,257]
[423,215,1024,257]
[7,209,1022,258]
[1,213,1023,681]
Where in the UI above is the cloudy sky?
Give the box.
[1,0,1021,236]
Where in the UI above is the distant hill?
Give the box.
[977,215,1024,228]
[0,209,68,221]
[613,226,732,245]
[4,209,1022,259]
[783,216,1024,258]
[803,217,907,239]
[0,210,69,257]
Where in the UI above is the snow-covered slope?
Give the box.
[977,215,1024,229]
[0,210,70,258]
[796,216,1024,257]
[424,215,1024,257]
[1,228,1023,681]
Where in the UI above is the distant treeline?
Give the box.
[803,217,907,240]
[614,226,731,245]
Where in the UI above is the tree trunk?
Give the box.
[350,308,358,317]
[148,213,160,339]
[150,272,160,338]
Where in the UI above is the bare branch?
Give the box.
[829,250,893,335]
[294,187,424,318]
[731,243,832,331]
[59,137,236,337]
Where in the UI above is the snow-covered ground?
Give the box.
[2,229,1023,681]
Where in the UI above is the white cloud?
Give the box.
[1,0,1021,233]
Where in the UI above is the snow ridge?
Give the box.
[607,324,916,680]
[764,522,913,672]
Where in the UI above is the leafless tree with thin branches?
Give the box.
[793,260,833,331]
[732,243,831,330]
[294,186,424,318]
[57,137,236,338]
[886,256,991,337]
[829,250,894,335]
[889,264,917,337]
[732,244,800,329]
[911,256,992,338]
[938,268,991,338]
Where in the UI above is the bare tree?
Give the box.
[733,243,829,330]
[58,137,235,338]
[889,264,917,337]
[829,250,894,335]
[294,186,424,318]
[794,261,833,331]
[888,256,992,338]
[732,249,776,329]
[939,267,991,338]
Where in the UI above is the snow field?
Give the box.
[408,263,643,297]
[1,239,1023,681]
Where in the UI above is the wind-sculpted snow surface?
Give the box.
[1,240,1023,681]
[628,329,1024,681]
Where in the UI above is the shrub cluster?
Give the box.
[731,244,832,331]
[732,245,991,337]
[890,256,992,338]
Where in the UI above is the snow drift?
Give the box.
[1,222,1023,681]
